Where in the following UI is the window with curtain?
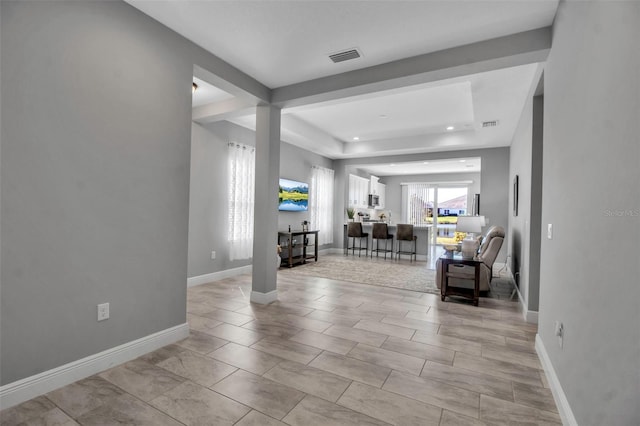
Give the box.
[404,183,435,226]
[309,165,334,246]
[228,142,255,260]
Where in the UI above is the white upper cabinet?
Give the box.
[348,174,369,209]
[370,175,380,195]
[377,183,386,209]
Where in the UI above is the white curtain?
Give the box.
[228,142,255,260]
[309,165,334,245]
[404,183,433,226]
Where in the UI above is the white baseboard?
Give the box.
[324,248,343,255]
[187,265,252,287]
[498,264,538,324]
[329,247,428,261]
[535,335,578,426]
[525,310,539,323]
[0,323,189,411]
[250,290,278,304]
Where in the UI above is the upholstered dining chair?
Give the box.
[395,224,417,261]
[346,222,369,257]
[371,223,394,259]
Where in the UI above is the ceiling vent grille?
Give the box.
[482,120,499,128]
[329,48,361,63]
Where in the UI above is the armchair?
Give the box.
[436,225,505,292]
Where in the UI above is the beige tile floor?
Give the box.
[0,262,560,425]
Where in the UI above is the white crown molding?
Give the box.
[0,323,189,411]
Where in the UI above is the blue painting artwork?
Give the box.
[279,178,309,211]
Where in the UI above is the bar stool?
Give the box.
[371,223,394,259]
[346,222,369,257]
[396,224,417,261]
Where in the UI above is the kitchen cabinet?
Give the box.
[377,183,386,209]
[370,176,380,194]
[348,174,369,209]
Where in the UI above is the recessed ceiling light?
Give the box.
[423,162,429,164]
[459,159,466,163]
[352,136,360,141]
[389,163,396,167]
[446,126,454,131]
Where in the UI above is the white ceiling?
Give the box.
[191,77,234,108]
[288,81,475,143]
[127,0,558,171]
[127,0,558,89]
[360,157,482,177]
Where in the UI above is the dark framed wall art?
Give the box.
[513,175,519,216]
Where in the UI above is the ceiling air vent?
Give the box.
[329,48,361,63]
[482,120,499,128]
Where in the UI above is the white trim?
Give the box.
[525,309,539,324]
[320,248,341,256]
[0,323,189,410]
[400,180,474,186]
[250,290,278,304]
[495,263,538,324]
[512,276,539,324]
[187,265,252,287]
[329,247,429,261]
[535,335,578,426]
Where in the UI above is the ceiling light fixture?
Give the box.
[423,162,429,164]
[352,136,360,141]
[459,159,466,163]
[379,114,388,119]
[389,163,396,167]
[446,126,454,131]
[192,82,198,93]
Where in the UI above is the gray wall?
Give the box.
[508,91,544,313]
[0,1,268,386]
[539,2,640,424]
[334,148,509,262]
[188,122,253,278]
[278,140,333,233]
[188,120,333,279]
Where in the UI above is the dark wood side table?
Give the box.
[278,230,319,268]
[439,252,482,306]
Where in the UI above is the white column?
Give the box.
[250,105,281,304]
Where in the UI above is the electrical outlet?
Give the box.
[211,251,216,260]
[97,303,110,321]
[554,321,563,348]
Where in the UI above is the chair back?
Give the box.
[347,222,364,238]
[396,224,415,241]
[477,225,505,266]
[372,223,389,239]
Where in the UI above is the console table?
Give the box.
[278,230,319,268]
[439,252,481,306]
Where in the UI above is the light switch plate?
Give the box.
[547,224,553,239]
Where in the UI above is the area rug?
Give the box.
[279,254,438,294]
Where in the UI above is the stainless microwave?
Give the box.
[368,194,380,207]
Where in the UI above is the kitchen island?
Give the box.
[342,223,430,259]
